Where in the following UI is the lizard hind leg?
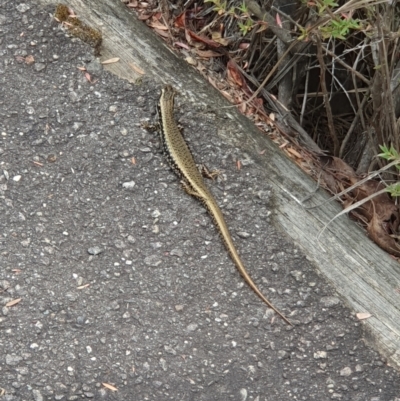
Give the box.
[181,180,202,199]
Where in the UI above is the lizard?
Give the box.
[157,85,292,325]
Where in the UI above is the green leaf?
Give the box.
[237,1,248,13]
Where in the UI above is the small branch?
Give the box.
[244,0,295,48]
[316,36,339,156]
[339,89,371,159]
[322,47,370,86]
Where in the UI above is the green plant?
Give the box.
[236,1,249,14]
[316,0,339,13]
[320,18,362,39]
[238,18,254,35]
[205,0,255,36]
[205,0,228,15]
[302,0,362,40]
[378,144,400,197]
[378,144,400,164]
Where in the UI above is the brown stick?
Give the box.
[316,36,339,156]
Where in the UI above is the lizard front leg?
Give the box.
[199,165,221,181]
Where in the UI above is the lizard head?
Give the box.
[161,85,175,103]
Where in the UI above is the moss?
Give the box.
[54,3,69,22]
[54,4,102,56]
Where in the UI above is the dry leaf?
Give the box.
[219,90,233,102]
[287,147,302,159]
[227,60,244,87]
[25,55,35,65]
[174,41,190,50]
[195,49,222,58]
[77,284,90,289]
[255,23,268,33]
[185,56,197,66]
[101,57,120,65]
[276,13,283,28]
[187,30,221,48]
[77,66,86,71]
[102,383,118,392]
[83,72,97,83]
[356,312,372,320]
[251,97,263,109]
[129,63,145,75]
[211,31,229,46]
[6,298,22,307]
[184,28,191,44]
[138,13,152,21]
[148,19,168,30]
[153,28,170,38]
[174,11,186,28]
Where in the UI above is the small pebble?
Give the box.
[34,62,46,72]
[144,255,162,267]
[340,367,352,376]
[237,231,250,238]
[314,351,327,359]
[16,3,30,12]
[239,388,248,401]
[32,389,43,401]
[6,354,23,366]
[151,209,161,218]
[170,248,183,257]
[277,350,289,360]
[290,270,303,282]
[320,296,340,308]
[88,247,102,255]
[122,181,135,189]
[114,239,126,249]
[186,323,198,332]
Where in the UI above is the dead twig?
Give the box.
[316,36,339,156]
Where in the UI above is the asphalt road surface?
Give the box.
[0,1,399,400]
